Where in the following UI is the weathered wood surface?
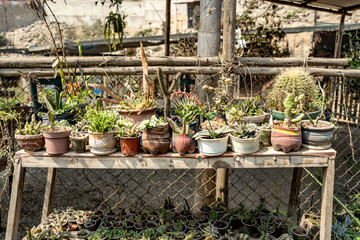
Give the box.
[16,148,336,169]
[41,168,57,223]
[2,66,360,78]
[287,168,303,217]
[222,0,236,61]
[320,159,335,240]
[0,56,349,68]
[5,160,26,240]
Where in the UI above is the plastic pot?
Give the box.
[70,133,88,153]
[172,133,196,155]
[230,134,260,154]
[89,131,117,156]
[142,124,170,156]
[43,127,71,155]
[15,134,45,152]
[197,133,229,156]
[243,113,267,124]
[271,123,302,153]
[270,108,321,121]
[120,136,140,156]
[301,120,334,149]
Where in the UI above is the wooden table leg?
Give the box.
[41,168,57,222]
[5,159,26,240]
[216,168,229,207]
[287,167,303,217]
[320,159,335,240]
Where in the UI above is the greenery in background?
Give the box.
[236,0,289,57]
[0,98,22,109]
[86,109,119,133]
[96,0,126,51]
[0,33,9,47]
[226,97,264,124]
[117,91,156,111]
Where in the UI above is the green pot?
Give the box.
[270,109,321,121]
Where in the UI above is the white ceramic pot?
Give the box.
[88,131,117,155]
[197,134,229,156]
[230,134,260,154]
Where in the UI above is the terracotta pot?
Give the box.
[172,133,196,155]
[112,107,157,123]
[70,133,88,153]
[120,136,140,156]
[15,134,45,152]
[271,123,302,153]
[142,124,170,156]
[43,127,71,155]
[88,131,117,156]
[301,120,334,150]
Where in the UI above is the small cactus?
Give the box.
[283,92,305,127]
[267,68,319,112]
[16,115,43,135]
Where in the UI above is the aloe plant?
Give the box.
[231,123,258,139]
[193,125,233,140]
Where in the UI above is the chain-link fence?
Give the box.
[0,68,359,239]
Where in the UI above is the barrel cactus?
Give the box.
[267,68,319,112]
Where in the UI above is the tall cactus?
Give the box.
[283,93,305,127]
[157,67,181,119]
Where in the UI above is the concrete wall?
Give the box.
[0,1,38,33]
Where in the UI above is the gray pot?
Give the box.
[301,120,334,149]
[230,134,260,154]
[88,131,117,155]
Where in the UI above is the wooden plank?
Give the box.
[5,159,25,240]
[216,168,229,207]
[3,67,360,78]
[0,56,348,68]
[287,168,303,217]
[41,168,57,222]
[194,169,216,211]
[320,159,335,240]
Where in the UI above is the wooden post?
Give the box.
[165,0,171,57]
[216,168,229,207]
[222,0,237,61]
[41,168,57,222]
[194,0,222,211]
[287,168,303,217]
[320,159,335,240]
[5,159,26,240]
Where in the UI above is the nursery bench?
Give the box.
[6,147,336,240]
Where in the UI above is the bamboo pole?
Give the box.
[222,0,237,61]
[0,56,349,68]
[2,67,360,78]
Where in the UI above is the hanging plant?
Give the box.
[96,0,127,51]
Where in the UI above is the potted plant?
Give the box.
[188,229,203,240]
[226,97,266,125]
[168,91,203,155]
[291,225,308,240]
[300,85,335,149]
[271,93,304,153]
[138,115,170,156]
[42,111,71,155]
[267,68,321,121]
[172,219,187,233]
[259,123,272,147]
[229,123,260,154]
[116,118,141,156]
[70,119,88,153]
[90,44,156,123]
[86,109,119,155]
[15,114,45,152]
[193,124,233,156]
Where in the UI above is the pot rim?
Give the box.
[300,120,334,131]
[243,112,267,119]
[290,226,309,236]
[230,134,260,142]
[273,123,300,132]
[145,123,169,130]
[197,133,229,142]
[70,134,89,139]
[88,131,115,135]
[15,133,44,139]
[43,127,71,134]
[119,135,141,140]
[109,106,157,113]
[271,107,321,114]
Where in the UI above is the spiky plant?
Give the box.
[267,68,319,112]
[16,115,43,135]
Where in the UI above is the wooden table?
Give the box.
[6,147,336,240]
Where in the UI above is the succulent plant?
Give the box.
[267,68,319,112]
[16,115,43,135]
[231,124,258,139]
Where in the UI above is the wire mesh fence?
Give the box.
[0,71,359,239]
